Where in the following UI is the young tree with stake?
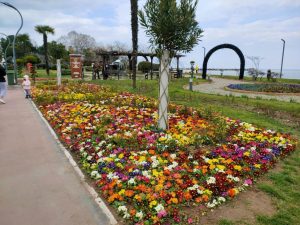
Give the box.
[139,0,203,130]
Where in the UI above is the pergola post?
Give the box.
[150,56,154,80]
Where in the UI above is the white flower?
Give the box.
[118,205,127,212]
[90,171,101,179]
[135,211,144,220]
[207,177,216,184]
[197,189,203,194]
[227,175,240,182]
[87,156,92,161]
[124,131,132,137]
[123,212,130,219]
[154,204,164,212]
[99,140,106,147]
[170,154,177,159]
[109,153,116,158]
[97,151,103,157]
[142,171,151,179]
[107,172,115,180]
[128,178,136,185]
[218,197,226,203]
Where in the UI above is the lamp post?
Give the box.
[189,61,195,91]
[1,2,23,84]
[202,47,206,59]
[279,39,285,79]
[0,33,11,72]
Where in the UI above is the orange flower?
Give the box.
[184,192,192,201]
[149,149,155,155]
[195,197,202,203]
[173,173,181,179]
[164,170,171,176]
[171,198,178,204]
[228,188,236,197]
[228,188,235,198]
[202,166,208,174]
[130,209,136,216]
[202,195,209,202]
[176,179,183,185]
[125,190,134,197]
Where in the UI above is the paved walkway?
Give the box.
[192,78,300,103]
[0,86,113,225]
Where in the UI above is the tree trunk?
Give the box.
[44,33,49,76]
[131,0,138,89]
[158,50,170,130]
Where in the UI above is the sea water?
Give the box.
[206,69,300,79]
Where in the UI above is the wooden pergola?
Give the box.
[95,50,184,79]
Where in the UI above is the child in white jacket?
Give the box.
[22,75,31,98]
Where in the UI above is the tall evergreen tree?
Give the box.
[35,25,55,75]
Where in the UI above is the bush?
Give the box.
[85,66,93,71]
[37,63,46,69]
[138,61,159,72]
[23,55,41,64]
[61,69,71,76]
[50,65,57,70]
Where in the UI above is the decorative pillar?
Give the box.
[69,54,83,79]
[150,56,154,80]
[57,59,61,86]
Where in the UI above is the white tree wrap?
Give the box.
[57,59,61,86]
[158,50,170,130]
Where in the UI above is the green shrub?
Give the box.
[61,69,71,76]
[138,61,159,72]
[23,55,41,64]
[85,66,93,71]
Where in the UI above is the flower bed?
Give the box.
[227,83,300,93]
[32,82,297,225]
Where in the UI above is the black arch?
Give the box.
[202,44,245,80]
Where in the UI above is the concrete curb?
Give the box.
[29,100,118,225]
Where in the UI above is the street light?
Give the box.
[0,32,11,72]
[189,60,195,91]
[202,47,206,59]
[280,39,285,79]
[1,2,23,84]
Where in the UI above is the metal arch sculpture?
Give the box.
[202,44,245,80]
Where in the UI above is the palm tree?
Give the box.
[35,25,55,76]
[130,0,138,89]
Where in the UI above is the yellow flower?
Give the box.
[254,164,261,168]
[217,165,225,171]
[118,189,125,195]
[234,165,242,171]
[243,152,250,157]
[149,200,157,208]
[118,153,124,159]
[209,164,216,170]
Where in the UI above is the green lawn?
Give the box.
[89,78,300,225]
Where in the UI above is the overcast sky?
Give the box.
[1,0,300,69]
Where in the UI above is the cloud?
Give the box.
[1,0,299,69]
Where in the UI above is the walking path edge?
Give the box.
[29,99,118,225]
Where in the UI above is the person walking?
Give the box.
[0,64,7,104]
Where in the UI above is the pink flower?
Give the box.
[157,210,167,218]
[244,179,253,185]
[188,218,193,224]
